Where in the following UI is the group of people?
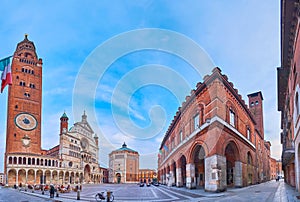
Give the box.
[13,183,82,196]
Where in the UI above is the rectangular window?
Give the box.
[230,110,235,127]
[194,114,200,130]
[247,128,251,140]
[180,131,182,142]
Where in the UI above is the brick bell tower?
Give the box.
[5,34,43,156]
[60,111,69,134]
[247,91,264,139]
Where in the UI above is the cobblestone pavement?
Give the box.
[0,179,299,202]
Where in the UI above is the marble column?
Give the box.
[176,167,182,187]
[186,163,195,189]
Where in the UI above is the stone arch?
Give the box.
[52,170,58,184]
[65,171,70,184]
[170,160,176,186]
[8,156,12,164]
[247,151,254,185]
[179,154,187,187]
[36,170,43,184]
[45,170,51,184]
[70,172,75,184]
[18,169,26,186]
[191,144,206,188]
[116,173,121,183]
[187,141,209,163]
[84,164,91,183]
[8,169,17,186]
[223,139,241,161]
[59,171,64,184]
[27,169,35,185]
[80,173,83,183]
[23,157,26,165]
[224,140,241,187]
[18,157,22,164]
[75,172,80,184]
[13,157,17,164]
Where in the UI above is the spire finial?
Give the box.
[25,33,28,39]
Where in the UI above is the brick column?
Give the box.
[186,163,195,189]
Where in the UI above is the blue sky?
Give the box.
[0,0,280,171]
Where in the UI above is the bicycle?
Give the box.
[95,191,114,202]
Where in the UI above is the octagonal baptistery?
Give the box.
[158,67,269,192]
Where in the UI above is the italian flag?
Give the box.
[0,56,12,93]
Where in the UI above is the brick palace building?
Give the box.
[158,67,272,192]
[4,35,105,186]
[138,169,157,184]
[277,0,300,190]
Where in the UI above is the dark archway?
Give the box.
[180,155,187,186]
[172,161,176,186]
[116,173,121,183]
[247,152,253,185]
[192,145,206,188]
[225,141,239,187]
[84,164,91,183]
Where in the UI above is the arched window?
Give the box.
[247,127,251,140]
[23,157,26,165]
[8,157,12,164]
[28,158,31,165]
[13,157,17,164]
[229,109,235,127]
[37,158,40,165]
[18,157,22,164]
[32,158,35,165]
[296,92,299,116]
[247,152,252,165]
[193,113,200,130]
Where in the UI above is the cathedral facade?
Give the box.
[4,36,104,186]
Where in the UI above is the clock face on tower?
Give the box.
[15,113,38,131]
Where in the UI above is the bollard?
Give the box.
[56,190,59,197]
[42,187,44,195]
[77,190,80,200]
[107,191,111,202]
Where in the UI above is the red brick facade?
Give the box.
[277,0,299,190]
[158,68,271,192]
[5,34,43,156]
